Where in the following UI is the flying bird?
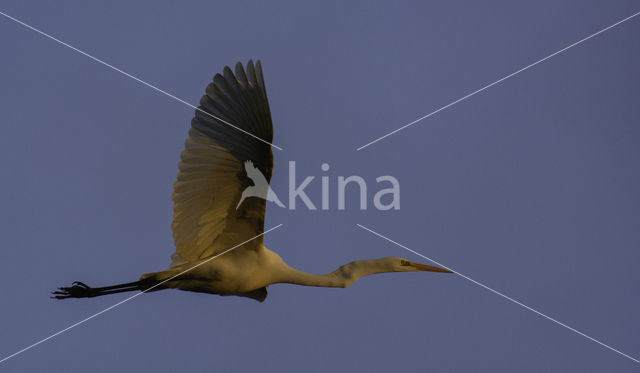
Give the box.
[237,160,285,209]
[53,60,451,302]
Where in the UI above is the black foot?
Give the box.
[52,281,96,299]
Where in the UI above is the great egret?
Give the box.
[53,60,451,302]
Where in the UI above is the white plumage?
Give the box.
[54,60,451,303]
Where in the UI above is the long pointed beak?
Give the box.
[410,262,453,273]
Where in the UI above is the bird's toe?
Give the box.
[52,282,95,299]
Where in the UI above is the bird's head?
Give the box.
[388,257,453,273]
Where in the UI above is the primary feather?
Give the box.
[170,60,274,267]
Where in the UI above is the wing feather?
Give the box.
[170,60,274,267]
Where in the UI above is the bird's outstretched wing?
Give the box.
[170,60,274,267]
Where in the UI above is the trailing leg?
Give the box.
[52,280,143,299]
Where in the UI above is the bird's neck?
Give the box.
[276,266,344,287]
[272,257,395,288]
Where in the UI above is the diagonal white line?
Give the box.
[356,10,640,151]
[0,11,283,151]
[356,223,640,364]
[0,224,283,365]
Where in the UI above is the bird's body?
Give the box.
[143,244,276,299]
[54,60,451,302]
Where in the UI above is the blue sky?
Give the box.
[1,1,639,371]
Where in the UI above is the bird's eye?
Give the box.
[400,260,411,266]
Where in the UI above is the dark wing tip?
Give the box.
[192,59,274,177]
